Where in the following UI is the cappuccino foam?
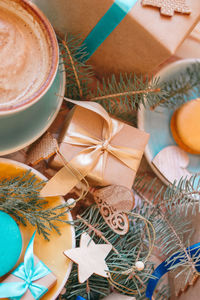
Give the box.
[0,3,52,106]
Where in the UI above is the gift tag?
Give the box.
[93,185,135,235]
[142,0,191,17]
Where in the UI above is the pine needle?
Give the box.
[58,34,94,100]
[59,34,200,121]
[62,175,200,299]
[151,63,200,110]
[89,74,165,114]
[0,171,70,240]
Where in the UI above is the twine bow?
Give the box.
[0,232,51,299]
[41,100,143,197]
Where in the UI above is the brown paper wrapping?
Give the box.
[33,0,200,75]
[50,106,149,189]
[176,22,200,59]
[2,256,57,300]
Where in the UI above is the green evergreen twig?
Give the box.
[62,175,200,300]
[63,206,157,299]
[60,34,200,118]
[152,63,200,110]
[0,171,70,240]
[89,74,165,114]
[59,34,94,100]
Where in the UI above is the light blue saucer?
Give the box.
[138,59,200,185]
[0,65,65,155]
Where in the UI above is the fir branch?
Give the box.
[63,205,155,300]
[164,175,200,216]
[89,74,165,114]
[0,171,70,240]
[134,175,199,272]
[58,34,94,100]
[76,215,119,255]
[59,34,200,121]
[61,39,83,98]
[154,284,170,300]
[90,87,161,102]
[63,174,200,299]
[151,63,200,110]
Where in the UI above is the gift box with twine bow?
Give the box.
[33,0,200,75]
[40,100,149,197]
[0,232,56,300]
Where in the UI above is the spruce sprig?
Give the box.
[151,63,200,110]
[59,34,94,100]
[62,175,200,299]
[63,206,157,300]
[89,74,165,114]
[134,175,200,277]
[0,171,70,240]
[60,34,200,119]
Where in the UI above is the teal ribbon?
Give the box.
[81,0,138,61]
[0,232,51,300]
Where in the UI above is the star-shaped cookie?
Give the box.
[64,232,112,283]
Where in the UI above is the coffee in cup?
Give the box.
[0,0,59,114]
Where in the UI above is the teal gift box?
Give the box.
[0,233,57,300]
[33,0,200,75]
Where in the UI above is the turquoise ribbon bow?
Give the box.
[81,0,138,61]
[0,232,51,300]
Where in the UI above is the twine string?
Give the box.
[108,212,156,295]
[56,149,89,203]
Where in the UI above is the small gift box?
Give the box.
[40,100,149,197]
[33,0,200,75]
[176,22,200,59]
[0,232,56,300]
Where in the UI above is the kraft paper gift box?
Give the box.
[49,102,149,191]
[32,0,200,75]
[176,22,200,59]
[0,233,57,300]
[2,257,56,300]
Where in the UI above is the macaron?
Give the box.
[170,99,200,154]
[0,211,22,276]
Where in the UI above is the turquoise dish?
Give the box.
[0,65,65,155]
[138,59,200,185]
